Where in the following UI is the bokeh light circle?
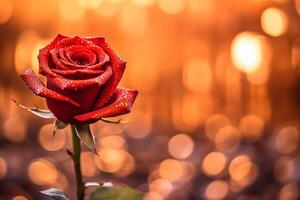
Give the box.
[28,159,58,185]
[168,134,194,159]
[202,151,227,176]
[261,7,288,37]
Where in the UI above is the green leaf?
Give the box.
[12,99,55,119]
[90,186,142,200]
[100,118,127,124]
[53,120,68,136]
[40,188,69,200]
[74,124,97,154]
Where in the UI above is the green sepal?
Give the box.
[12,99,55,119]
[73,124,97,154]
[53,119,68,137]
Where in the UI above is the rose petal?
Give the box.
[88,37,126,109]
[74,88,138,123]
[39,36,109,74]
[50,49,69,70]
[54,36,92,49]
[20,68,80,107]
[51,47,101,73]
[58,48,76,65]
[66,48,97,66]
[51,68,104,76]
[47,66,112,90]
[39,34,68,76]
[85,45,108,66]
[58,45,108,69]
[85,52,110,70]
[65,48,90,68]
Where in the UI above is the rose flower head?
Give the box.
[20,34,138,124]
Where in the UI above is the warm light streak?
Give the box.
[158,0,185,14]
[0,156,7,179]
[183,59,212,93]
[0,0,13,24]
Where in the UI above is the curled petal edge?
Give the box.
[39,34,68,76]
[20,68,80,107]
[47,66,112,90]
[88,37,127,109]
[51,68,104,76]
[74,88,138,122]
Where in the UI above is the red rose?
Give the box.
[20,34,138,124]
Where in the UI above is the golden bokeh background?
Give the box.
[1,0,300,199]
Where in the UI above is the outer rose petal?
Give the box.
[47,66,112,90]
[20,68,80,107]
[39,34,68,76]
[74,88,138,123]
[87,37,126,109]
[54,36,92,48]
[46,67,112,123]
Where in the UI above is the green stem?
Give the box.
[71,124,85,200]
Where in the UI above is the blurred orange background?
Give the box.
[1,0,300,199]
